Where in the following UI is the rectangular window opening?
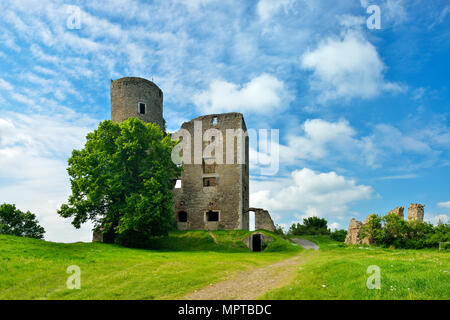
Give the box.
[174,179,182,189]
[178,211,187,222]
[203,177,216,187]
[139,103,146,114]
[206,210,219,222]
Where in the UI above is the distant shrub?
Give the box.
[273,224,286,238]
[330,229,347,242]
[289,217,330,236]
[0,203,45,240]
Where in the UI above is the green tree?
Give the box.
[382,213,409,247]
[58,118,182,243]
[361,214,384,244]
[0,203,45,239]
[289,216,330,235]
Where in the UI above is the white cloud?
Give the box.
[250,117,446,172]
[0,78,14,91]
[0,112,95,242]
[250,168,374,222]
[301,31,405,102]
[426,214,448,225]
[437,201,450,209]
[257,0,296,22]
[193,74,291,114]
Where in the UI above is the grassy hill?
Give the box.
[0,230,299,300]
[262,235,450,300]
[1,232,448,300]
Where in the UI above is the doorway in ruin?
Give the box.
[251,234,262,252]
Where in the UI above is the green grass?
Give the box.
[2,232,448,300]
[0,231,299,300]
[262,235,450,300]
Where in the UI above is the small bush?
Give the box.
[289,217,330,236]
[330,229,347,242]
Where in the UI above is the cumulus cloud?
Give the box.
[301,31,405,102]
[250,168,374,224]
[426,214,448,225]
[193,74,291,114]
[262,118,447,170]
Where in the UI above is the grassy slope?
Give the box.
[261,235,450,300]
[0,231,299,300]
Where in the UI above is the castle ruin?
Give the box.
[345,203,426,245]
[103,76,274,234]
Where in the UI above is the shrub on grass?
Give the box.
[330,229,347,242]
[361,212,450,249]
[289,217,330,236]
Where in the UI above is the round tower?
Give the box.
[111,77,165,130]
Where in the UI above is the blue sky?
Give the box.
[0,0,449,242]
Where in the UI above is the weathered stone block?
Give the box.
[388,206,404,219]
[408,203,424,222]
[345,218,363,245]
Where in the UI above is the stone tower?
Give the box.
[408,203,424,222]
[111,77,165,130]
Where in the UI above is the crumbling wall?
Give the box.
[408,203,424,222]
[345,218,363,245]
[249,208,276,232]
[388,206,404,219]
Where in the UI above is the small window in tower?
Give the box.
[203,177,216,187]
[159,90,162,98]
[212,116,217,125]
[178,211,187,222]
[139,103,146,114]
[206,210,219,222]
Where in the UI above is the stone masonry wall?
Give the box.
[345,218,363,245]
[249,208,276,232]
[408,203,425,222]
[388,206,404,219]
[173,113,249,230]
[111,77,165,130]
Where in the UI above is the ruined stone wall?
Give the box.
[388,206,404,219]
[173,113,249,230]
[111,77,165,130]
[250,208,276,232]
[345,218,363,245]
[408,203,425,222]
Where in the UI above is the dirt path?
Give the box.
[183,252,312,300]
[291,238,320,251]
